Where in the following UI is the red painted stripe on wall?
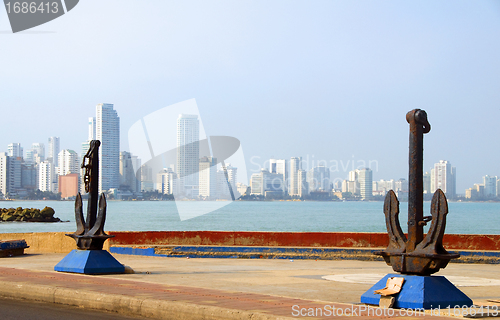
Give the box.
[108,231,500,251]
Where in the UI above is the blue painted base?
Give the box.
[361,274,473,309]
[54,249,125,274]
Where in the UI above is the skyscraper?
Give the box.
[31,143,45,161]
[199,156,217,199]
[483,175,497,198]
[48,137,60,166]
[38,161,53,192]
[58,150,79,176]
[7,143,23,158]
[431,160,456,199]
[307,165,330,192]
[156,168,177,195]
[289,157,302,196]
[357,168,373,200]
[96,103,120,193]
[119,151,140,192]
[176,114,199,198]
[297,169,308,197]
[269,159,287,193]
[88,117,96,140]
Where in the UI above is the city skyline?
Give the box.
[1,134,498,198]
[1,1,499,193]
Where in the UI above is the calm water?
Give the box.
[0,200,498,234]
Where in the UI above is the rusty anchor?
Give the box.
[66,140,113,250]
[375,109,459,275]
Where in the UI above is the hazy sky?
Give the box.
[1,0,499,193]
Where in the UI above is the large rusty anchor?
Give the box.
[375,110,458,275]
[66,140,113,250]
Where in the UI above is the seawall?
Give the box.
[1,231,499,254]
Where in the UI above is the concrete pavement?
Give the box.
[1,253,500,319]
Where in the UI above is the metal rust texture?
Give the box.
[375,109,459,275]
[66,140,113,250]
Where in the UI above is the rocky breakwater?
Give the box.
[0,207,61,222]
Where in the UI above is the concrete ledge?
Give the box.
[0,232,108,253]
[0,280,295,320]
[110,245,500,264]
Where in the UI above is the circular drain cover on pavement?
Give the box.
[322,274,500,287]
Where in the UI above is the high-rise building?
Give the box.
[289,157,302,196]
[199,156,217,199]
[0,153,8,196]
[47,137,60,166]
[216,164,238,199]
[250,169,284,196]
[0,153,21,196]
[156,168,177,195]
[372,179,395,197]
[307,165,330,192]
[483,175,497,198]
[176,114,199,198]
[21,163,37,191]
[32,143,45,160]
[431,160,456,199]
[7,143,23,158]
[58,150,79,176]
[140,164,154,192]
[59,173,79,199]
[88,117,96,140]
[269,159,287,193]
[298,169,308,197]
[119,151,140,192]
[357,168,372,200]
[423,171,431,194]
[497,179,500,198]
[38,161,54,192]
[96,103,120,193]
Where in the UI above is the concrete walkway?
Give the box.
[1,253,500,319]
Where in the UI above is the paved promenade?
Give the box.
[1,253,500,319]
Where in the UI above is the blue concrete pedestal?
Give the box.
[54,249,125,274]
[361,274,473,309]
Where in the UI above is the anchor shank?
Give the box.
[406,109,429,252]
[407,120,424,251]
[86,141,100,230]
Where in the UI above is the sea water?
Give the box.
[0,200,498,234]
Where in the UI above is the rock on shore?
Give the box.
[0,207,61,222]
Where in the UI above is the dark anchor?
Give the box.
[66,140,113,250]
[375,109,459,275]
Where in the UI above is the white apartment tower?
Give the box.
[298,169,308,197]
[199,157,217,199]
[156,168,177,195]
[58,150,79,176]
[88,117,96,140]
[289,157,302,196]
[48,137,60,166]
[431,160,456,199]
[176,114,199,198]
[96,103,120,193]
[483,175,497,198]
[38,161,53,192]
